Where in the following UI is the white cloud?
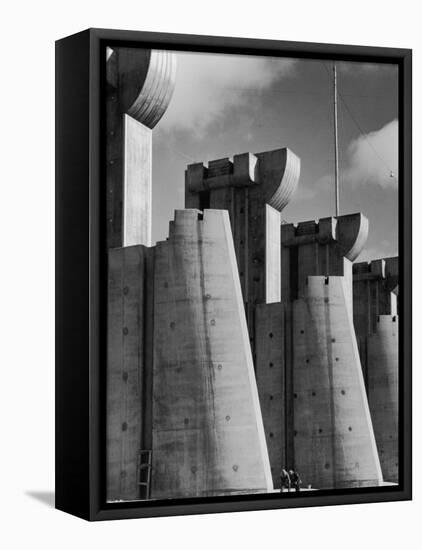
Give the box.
[344,119,398,188]
[305,119,398,198]
[159,51,296,134]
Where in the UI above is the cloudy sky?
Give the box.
[151,51,398,262]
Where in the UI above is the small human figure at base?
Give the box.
[279,468,291,492]
[289,469,302,492]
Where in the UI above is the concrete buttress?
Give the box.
[151,209,273,498]
[255,213,383,489]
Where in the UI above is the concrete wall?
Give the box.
[293,276,383,489]
[151,209,273,498]
[106,245,154,501]
[255,303,286,487]
[367,316,399,482]
[353,258,399,482]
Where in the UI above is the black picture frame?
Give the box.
[55,28,412,521]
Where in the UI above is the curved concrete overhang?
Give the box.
[255,148,301,212]
[335,213,369,261]
[107,47,176,129]
[281,213,368,260]
[185,147,301,215]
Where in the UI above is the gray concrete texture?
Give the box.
[151,209,273,498]
[185,148,300,354]
[106,47,176,249]
[353,258,399,482]
[107,245,154,501]
[293,276,382,488]
[105,59,399,497]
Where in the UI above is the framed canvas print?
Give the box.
[55,28,412,521]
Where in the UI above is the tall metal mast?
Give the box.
[333,62,340,216]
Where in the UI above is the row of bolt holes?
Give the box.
[191,465,239,473]
[122,320,220,333]
[268,424,354,440]
[270,331,336,342]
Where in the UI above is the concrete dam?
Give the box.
[105,46,398,501]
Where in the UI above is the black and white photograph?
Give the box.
[3,0,420,546]
[104,44,402,502]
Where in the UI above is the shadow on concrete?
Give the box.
[25,491,55,508]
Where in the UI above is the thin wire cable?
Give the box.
[321,61,396,179]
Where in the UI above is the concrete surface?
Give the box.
[106,245,154,501]
[184,148,300,353]
[106,47,176,249]
[293,276,383,489]
[255,302,286,487]
[353,257,399,482]
[151,209,273,498]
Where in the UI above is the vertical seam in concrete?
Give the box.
[197,218,218,495]
[323,284,337,488]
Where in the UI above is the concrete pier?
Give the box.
[293,276,382,488]
[185,148,300,353]
[255,213,383,489]
[106,47,176,249]
[151,209,273,498]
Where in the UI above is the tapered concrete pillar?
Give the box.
[281,214,382,488]
[293,276,383,488]
[255,213,383,489]
[353,257,399,482]
[151,209,273,498]
[185,148,300,354]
